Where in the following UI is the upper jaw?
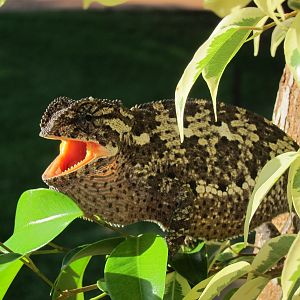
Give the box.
[41,135,110,180]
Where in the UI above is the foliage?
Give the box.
[1,0,300,299]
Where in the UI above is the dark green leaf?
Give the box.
[62,237,124,269]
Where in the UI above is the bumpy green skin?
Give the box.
[40,97,298,251]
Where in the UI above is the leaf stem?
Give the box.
[56,283,99,300]
[31,249,64,255]
[25,256,55,288]
[238,10,298,31]
[0,241,14,253]
[90,292,108,300]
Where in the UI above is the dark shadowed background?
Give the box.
[0,7,285,299]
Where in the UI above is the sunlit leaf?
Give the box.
[83,0,127,9]
[203,0,251,17]
[244,151,299,244]
[254,16,269,56]
[284,13,300,87]
[0,259,23,300]
[230,276,270,300]
[3,189,83,255]
[0,0,6,7]
[175,7,264,142]
[164,272,191,300]
[52,256,91,300]
[254,0,285,24]
[250,235,296,279]
[198,261,251,300]
[105,234,168,300]
[282,233,300,300]
[271,18,295,57]
[62,237,124,269]
[183,276,213,300]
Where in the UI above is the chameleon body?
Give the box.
[40,97,298,251]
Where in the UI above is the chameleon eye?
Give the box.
[85,114,92,121]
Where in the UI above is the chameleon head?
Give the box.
[40,96,133,191]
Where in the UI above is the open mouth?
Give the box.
[42,138,109,180]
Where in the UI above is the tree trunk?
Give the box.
[257,65,300,300]
[273,65,300,143]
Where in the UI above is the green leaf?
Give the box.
[198,261,251,300]
[171,248,207,285]
[217,242,245,262]
[288,157,300,218]
[0,259,23,300]
[0,253,22,265]
[203,0,251,17]
[3,189,83,255]
[250,235,296,279]
[83,0,127,9]
[230,276,270,300]
[164,272,191,300]
[175,7,264,142]
[183,276,214,300]
[105,234,168,300]
[271,18,295,57]
[253,16,269,56]
[243,151,299,244]
[284,13,300,87]
[282,233,300,300]
[52,256,91,300]
[62,237,124,269]
[0,0,6,7]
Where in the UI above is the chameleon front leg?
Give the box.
[166,184,195,255]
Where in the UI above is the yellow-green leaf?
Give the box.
[243,151,299,244]
[164,272,191,300]
[288,0,300,10]
[288,157,300,218]
[0,0,6,7]
[250,235,296,279]
[203,0,251,17]
[254,0,285,24]
[271,18,295,57]
[175,7,264,142]
[83,0,127,9]
[254,16,269,56]
[198,261,251,300]
[183,276,214,300]
[282,233,300,300]
[284,13,300,88]
[230,276,270,300]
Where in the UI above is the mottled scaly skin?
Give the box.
[40,97,298,251]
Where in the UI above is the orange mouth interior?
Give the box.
[42,139,109,180]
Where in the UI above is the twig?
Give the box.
[49,242,70,252]
[56,283,99,300]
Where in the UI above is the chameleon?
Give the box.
[40,96,298,253]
